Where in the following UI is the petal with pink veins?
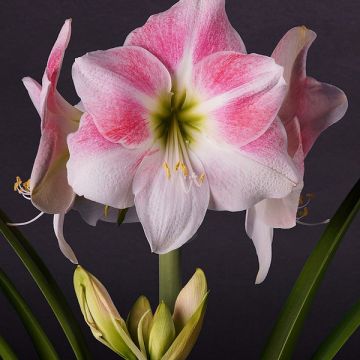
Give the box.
[272,26,348,156]
[195,119,298,211]
[192,52,286,147]
[125,0,245,80]
[133,150,209,254]
[72,46,172,147]
[67,114,148,209]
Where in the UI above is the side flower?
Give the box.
[245,26,348,284]
[74,266,208,360]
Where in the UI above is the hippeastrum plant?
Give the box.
[245,26,348,284]
[74,266,208,360]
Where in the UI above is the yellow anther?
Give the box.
[198,173,206,183]
[175,161,181,171]
[104,205,110,217]
[13,176,31,193]
[181,162,188,177]
[162,162,171,179]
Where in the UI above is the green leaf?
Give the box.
[0,268,59,359]
[0,210,91,360]
[117,208,129,226]
[0,336,18,360]
[312,299,360,360]
[261,178,360,360]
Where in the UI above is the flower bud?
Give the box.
[73,266,144,360]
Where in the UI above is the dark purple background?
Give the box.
[0,0,359,359]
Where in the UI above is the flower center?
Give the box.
[151,88,205,191]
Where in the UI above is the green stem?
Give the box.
[0,336,18,360]
[159,249,182,311]
[0,268,59,359]
[0,211,91,360]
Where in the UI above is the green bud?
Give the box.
[73,266,145,360]
[162,268,209,360]
[148,302,176,360]
[127,295,152,346]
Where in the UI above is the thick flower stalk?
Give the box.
[245,27,348,284]
[74,266,208,360]
[67,0,299,254]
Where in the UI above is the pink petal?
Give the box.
[245,206,273,284]
[72,46,171,147]
[133,150,209,253]
[273,26,348,156]
[125,0,245,76]
[46,19,72,86]
[73,197,139,226]
[67,114,147,209]
[192,52,286,147]
[24,20,81,214]
[22,77,42,114]
[195,119,298,211]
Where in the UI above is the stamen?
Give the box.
[104,205,110,218]
[13,176,31,197]
[198,173,206,184]
[162,162,171,179]
[296,192,329,227]
[7,212,45,227]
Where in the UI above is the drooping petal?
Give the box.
[245,206,273,284]
[133,150,209,254]
[195,119,298,211]
[67,114,147,209]
[192,52,286,147]
[22,77,42,114]
[73,197,139,226]
[24,19,82,214]
[72,46,172,147]
[124,0,245,79]
[53,214,78,264]
[272,26,348,156]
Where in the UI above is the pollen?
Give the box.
[198,173,206,183]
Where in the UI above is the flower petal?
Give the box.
[133,150,209,254]
[24,19,81,214]
[245,206,273,284]
[192,52,286,147]
[72,46,172,147]
[67,114,147,209]
[22,77,42,114]
[53,214,78,264]
[73,197,139,226]
[195,119,298,211]
[273,26,348,156]
[124,0,245,76]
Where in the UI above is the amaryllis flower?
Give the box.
[245,27,348,284]
[67,0,299,254]
[18,19,81,263]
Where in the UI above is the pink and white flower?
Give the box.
[246,27,348,284]
[67,0,299,254]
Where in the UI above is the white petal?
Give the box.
[53,214,78,264]
[245,206,273,284]
[133,151,209,253]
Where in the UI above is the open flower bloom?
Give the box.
[245,27,348,284]
[68,0,299,254]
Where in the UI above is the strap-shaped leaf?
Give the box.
[0,269,59,359]
[312,299,360,359]
[0,336,18,360]
[0,211,91,360]
[261,178,360,360]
